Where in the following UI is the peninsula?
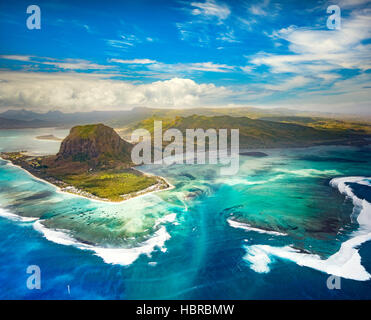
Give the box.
[1,124,170,202]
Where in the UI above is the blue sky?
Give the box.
[0,0,370,114]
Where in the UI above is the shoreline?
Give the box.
[0,155,175,205]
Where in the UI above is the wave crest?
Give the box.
[33,217,174,266]
[243,176,371,281]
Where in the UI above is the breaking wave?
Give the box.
[0,207,38,222]
[227,218,287,236]
[243,176,371,281]
[0,203,176,266]
[33,214,176,266]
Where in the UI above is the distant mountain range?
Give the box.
[124,115,370,149]
[0,116,53,129]
[0,109,135,128]
[1,107,370,131]
[0,107,173,129]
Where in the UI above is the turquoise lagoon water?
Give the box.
[0,128,370,299]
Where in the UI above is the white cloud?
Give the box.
[190,0,230,20]
[216,29,240,43]
[240,65,254,72]
[245,7,371,107]
[250,9,371,73]
[260,72,371,114]
[316,73,341,82]
[176,21,211,44]
[106,39,134,48]
[106,34,142,49]
[109,58,157,64]
[1,54,235,76]
[337,0,371,8]
[149,61,235,73]
[237,17,258,31]
[0,55,32,62]
[239,6,371,114]
[0,55,111,71]
[41,59,111,70]
[247,0,281,17]
[249,0,270,16]
[264,76,310,91]
[177,1,235,45]
[0,72,232,112]
[1,70,369,114]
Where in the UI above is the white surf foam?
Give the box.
[216,174,284,186]
[274,168,341,177]
[0,207,38,222]
[243,246,272,273]
[154,213,177,227]
[33,218,172,266]
[243,176,371,281]
[227,218,287,236]
[330,177,371,227]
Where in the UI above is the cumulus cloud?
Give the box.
[0,72,232,112]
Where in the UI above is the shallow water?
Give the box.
[0,128,370,299]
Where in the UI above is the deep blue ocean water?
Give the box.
[0,128,370,299]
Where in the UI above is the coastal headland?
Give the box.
[1,124,170,202]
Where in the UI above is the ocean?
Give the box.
[0,128,370,299]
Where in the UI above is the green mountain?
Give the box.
[258,116,371,135]
[109,106,371,125]
[55,124,133,168]
[125,115,369,149]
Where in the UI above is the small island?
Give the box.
[239,151,268,157]
[36,134,63,141]
[1,124,170,202]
